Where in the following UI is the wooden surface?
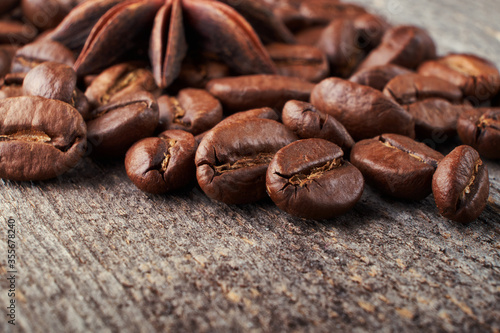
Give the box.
[1,1,500,332]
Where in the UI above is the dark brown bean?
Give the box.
[0,95,87,180]
[125,129,197,194]
[383,73,463,105]
[266,138,364,219]
[11,40,75,73]
[0,73,25,99]
[84,63,159,108]
[432,145,489,223]
[457,108,500,159]
[348,64,413,91]
[0,45,18,78]
[21,0,86,30]
[418,54,500,101]
[0,0,19,15]
[350,133,444,200]
[0,20,37,45]
[206,74,315,113]
[282,100,354,152]
[156,88,222,135]
[353,12,390,52]
[174,55,231,89]
[356,25,436,72]
[266,43,329,82]
[196,118,297,204]
[310,77,415,141]
[22,61,76,103]
[405,98,470,140]
[86,91,159,157]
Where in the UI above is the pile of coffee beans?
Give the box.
[0,0,498,223]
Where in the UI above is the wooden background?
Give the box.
[1,0,499,332]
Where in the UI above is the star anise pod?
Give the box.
[48,0,294,88]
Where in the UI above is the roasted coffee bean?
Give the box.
[206,74,314,113]
[311,78,415,140]
[85,63,159,108]
[282,100,354,152]
[356,25,436,72]
[418,54,500,101]
[125,129,197,194]
[194,107,280,144]
[350,134,444,200]
[0,20,37,45]
[156,88,222,135]
[457,108,500,159]
[383,73,463,105]
[23,61,76,103]
[0,45,18,78]
[196,118,297,204]
[348,64,412,91]
[353,12,390,52]
[86,91,159,157]
[266,138,364,219]
[71,88,91,120]
[0,0,19,15]
[432,145,489,223]
[0,73,24,99]
[294,25,325,46]
[316,18,365,78]
[174,55,231,89]
[405,98,470,140]
[0,95,87,181]
[21,0,86,31]
[11,40,74,73]
[266,43,329,82]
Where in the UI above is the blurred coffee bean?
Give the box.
[11,40,74,73]
[349,64,412,91]
[457,107,500,159]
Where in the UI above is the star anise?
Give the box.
[48,0,294,88]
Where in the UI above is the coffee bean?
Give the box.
[0,20,36,45]
[266,138,364,219]
[405,98,470,140]
[85,62,159,108]
[174,55,230,89]
[383,73,463,105]
[196,118,297,204]
[206,74,315,113]
[350,133,444,200]
[86,91,159,157]
[11,40,75,73]
[457,107,500,159]
[432,145,489,223]
[356,25,436,72]
[282,100,354,152]
[125,129,197,194]
[349,64,412,91]
[418,54,500,101]
[22,0,86,30]
[311,77,415,140]
[294,26,325,46]
[0,72,24,99]
[353,12,390,52]
[23,61,76,103]
[0,95,87,181]
[266,43,329,82]
[316,18,365,78]
[0,45,18,78]
[156,88,222,135]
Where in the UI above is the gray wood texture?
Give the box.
[1,1,499,332]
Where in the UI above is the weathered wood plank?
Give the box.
[1,1,500,332]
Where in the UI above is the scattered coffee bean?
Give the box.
[356,25,436,72]
[282,100,354,152]
[432,145,489,223]
[206,74,315,113]
[311,77,415,140]
[196,118,297,204]
[405,98,470,140]
[457,108,500,159]
[22,0,85,30]
[383,73,463,105]
[348,64,412,91]
[125,129,197,194]
[156,88,222,135]
[0,96,87,181]
[266,138,364,219]
[418,54,500,101]
[0,72,24,99]
[350,133,444,200]
[85,62,159,108]
[23,61,76,103]
[86,91,159,157]
[11,40,74,73]
[266,43,329,82]
[353,12,390,52]
[174,55,231,89]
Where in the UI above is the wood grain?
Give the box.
[1,1,500,332]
